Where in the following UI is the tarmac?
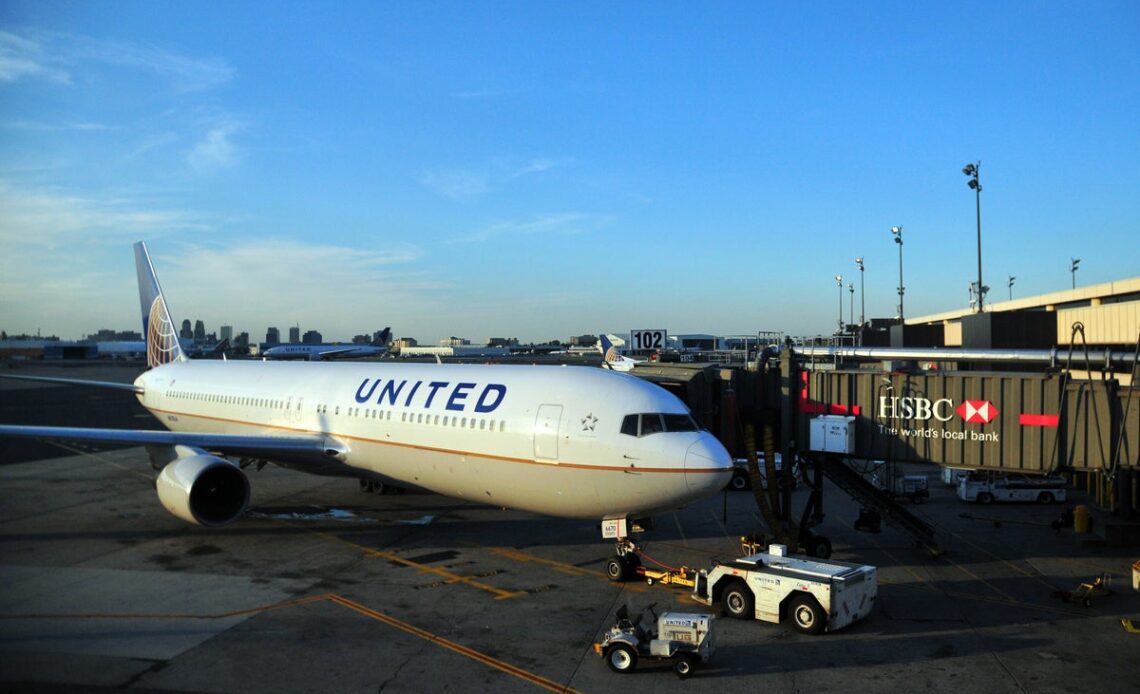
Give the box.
[2,362,1139,693]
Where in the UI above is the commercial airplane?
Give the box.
[262,328,391,360]
[0,243,732,570]
[599,334,646,372]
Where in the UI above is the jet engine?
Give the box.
[156,454,251,526]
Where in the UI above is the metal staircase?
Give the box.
[818,455,942,556]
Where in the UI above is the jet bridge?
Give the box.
[791,346,1138,476]
[630,340,1139,550]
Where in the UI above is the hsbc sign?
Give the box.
[879,397,999,425]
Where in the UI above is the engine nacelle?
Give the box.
[156,454,250,526]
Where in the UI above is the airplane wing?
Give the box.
[313,347,359,359]
[0,373,144,394]
[0,425,350,473]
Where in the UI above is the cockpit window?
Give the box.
[620,413,701,437]
[641,414,664,435]
[662,414,699,432]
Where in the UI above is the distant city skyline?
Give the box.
[1,3,1138,343]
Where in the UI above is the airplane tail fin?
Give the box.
[374,327,391,346]
[134,242,187,369]
[599,334,620,364]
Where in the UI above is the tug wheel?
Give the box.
[789,594,826,635]
[722,581,754,619]
[674,654,697,679]
[606,644,637,673]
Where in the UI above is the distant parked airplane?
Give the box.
[0,244,732,572]
[262,329,391,360]
[599,334,645,372]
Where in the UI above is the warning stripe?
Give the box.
[1019,413,1059,427]
[802,402,862,416]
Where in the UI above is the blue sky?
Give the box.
[1,2,1137,344]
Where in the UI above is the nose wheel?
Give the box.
[605,538,642,582]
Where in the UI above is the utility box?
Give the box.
[810,416,855,453]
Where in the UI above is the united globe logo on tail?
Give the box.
[146,296,182,368]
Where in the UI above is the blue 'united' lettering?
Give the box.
[353,378,507,413]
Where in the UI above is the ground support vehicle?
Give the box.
[957,473,1068,504]
[887,474,930,503]
[691,544,877,634]
[636,565,698,588]
[726,453,800,491]
[595,604,714,679]
[1054,573,1113,608]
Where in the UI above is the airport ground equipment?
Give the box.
[1053,573,1113,607]
[637,565,698,588]
[726,452,799,491]
[594,604,714,679]
[691,543,877,634]
[957,473,1068,504]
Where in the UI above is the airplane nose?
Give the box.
[685,434,734,494]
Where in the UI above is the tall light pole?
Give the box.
[891,226,904,322]
[835,275,844,334]
[1008,275,1015,300]
[855,257,865,328]
[963,161,983,312]
[848,282,855,329]
[1071,257,1080,288]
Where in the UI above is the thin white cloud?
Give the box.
[0,180,208,249]
[418,168,490,201]
[0,30,71,84]
[508,157,574,179]
[188,123,245,172]
[421,157,573,200]
[149,240,444,338]
[71,36,234,93]
[450,212,612,244]
[0,29,233,92]
[0,119,110,132]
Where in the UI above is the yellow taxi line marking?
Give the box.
[482,546,651,593]
[485,547,597,577]
[946,529,1063,591]
[836,514,1079,615]
[316,532,524,600]
[833,514,939,592]
[2,593,582,694]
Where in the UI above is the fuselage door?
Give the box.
[534,404,563,462]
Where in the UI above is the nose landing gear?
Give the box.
[605,538,642,582]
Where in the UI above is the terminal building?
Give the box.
[888,276,1140,353]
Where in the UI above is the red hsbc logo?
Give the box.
[957,400,999,424]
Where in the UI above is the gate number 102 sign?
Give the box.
[630,329,667,352]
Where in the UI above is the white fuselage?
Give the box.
[135,361,733,519]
